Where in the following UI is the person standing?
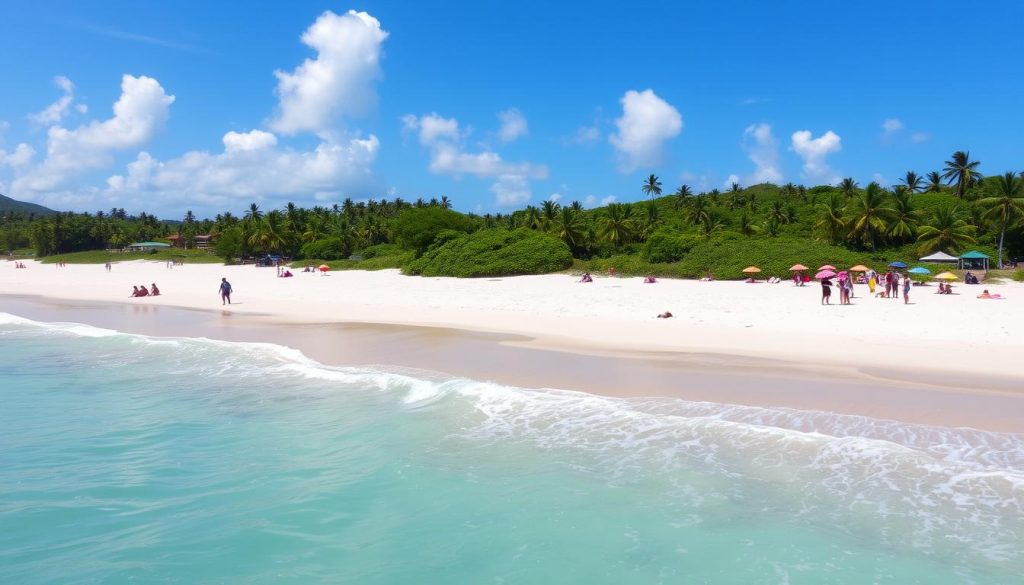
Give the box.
[219,277,233,305]
[903,273,911,304]
[821,277,832,305]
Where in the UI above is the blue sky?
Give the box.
[1,0,1022,219]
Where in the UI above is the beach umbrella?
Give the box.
[318,264,330,273]
[908,266,931,275]
[888,261,908,269]
[934,272,958,281]
[742,266,762,274]
[815,270,836,279]
[849,264,869,272]
[789,264,808,271]
[818,264,836,271]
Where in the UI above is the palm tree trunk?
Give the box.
[998,227,1005,269]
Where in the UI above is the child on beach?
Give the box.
[219,277,233,305]
[903,274,911,304]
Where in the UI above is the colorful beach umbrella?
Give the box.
[742,266,762,274]
[888,261,908,269]
[815,270,836,279]
[789,264,808,271]
[849,264,869,272]
[818,264,836,271]
[318,264,330,273]
[908,266,931,275]
[934,272,958,281]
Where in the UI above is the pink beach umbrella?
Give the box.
[815,269,836,279]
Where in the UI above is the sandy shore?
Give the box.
[2,259,1023,430]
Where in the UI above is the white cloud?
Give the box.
[270,10,389,135]
[75,104,89,114]
[497,108,528,143]
[910,132,930,143]
[491,174,531,206]
[741,123,782,184]
[29,76,78,126]
[12,74,175,195]
[548,192,562,202]
[881,118,904,135]
[724,174,741,188]
[402,113,461,145]
[790,129,841,183]
[404,112,547,207]
[582,194,616,208]
[872,172,887,186]
[609,89,682,172]
[103,131,379,208]
[0,143,35,168]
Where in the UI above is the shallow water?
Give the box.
[1,312,1022,584]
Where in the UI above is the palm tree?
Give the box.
[686,197,710,226]
[554,207,586,251]
[541,200,560,230]
[738,212,758,236]
[440,195,452,209]
[924,171,944,193]
[917,206,976,255]
[846,182,896,250]
[244,203,263,224]
[763,216,782,237]
[888,187,919,242]
[942,151,983,198]
[569,200,584,212]
[600,203,635,248]
[672,184,692,209]
[642,174,662,200]
[524,206,542,229]
[901,171,923,193]
[814,193,847,244]
[698,215,724,239]
[769,200,788,224]
[639,202,662,241]
[839,177,859,198]
[978,172,1024,268]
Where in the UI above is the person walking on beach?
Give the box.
[219,277,233,305]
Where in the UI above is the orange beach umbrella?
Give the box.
[742,266,762,274]
[849,264,869,272]
[789,264,808,271]
[818,264,836,271]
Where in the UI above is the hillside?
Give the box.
[0,194,57,217]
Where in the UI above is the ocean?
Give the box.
[1,312,1022,584]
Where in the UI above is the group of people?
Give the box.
[964,271,980,285]
[936,282,954,294]
[12,261,28,269]
[130,283,160,297]
[276,265,294,277]
[823,268,912,305]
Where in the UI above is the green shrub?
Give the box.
[358,243,403,259]
[404,229,572,277]
[642,230,701,263]
[678,237,872,279]
[299,237,349,260]
[1013,270,1024,283]
[392,207,478,255]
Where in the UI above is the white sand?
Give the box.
[2,259,1022,380]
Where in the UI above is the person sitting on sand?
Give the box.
[150,283,160,296]
[700,271,714,282]
[282,270,293,277]
[644,275,657,283]
[130,285,140,297]
[136,284,149,297]
[657,311,673,318]
[580,272,593,283]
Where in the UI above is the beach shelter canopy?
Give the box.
[908,266,931,275]
[919,251,958,263]
[126,241,170,251]
[934,272,959,281]
[958,251,990,271]
[789,264,808,271]
[888,261,908,269]
[849,264,869,272]
[742,266,762,273]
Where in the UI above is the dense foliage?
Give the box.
[2,151,1022,278]
[405,229,572,277]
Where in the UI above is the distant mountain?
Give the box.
[0,194,57,216]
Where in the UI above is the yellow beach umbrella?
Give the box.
[742,266,762,274]
[934,272,958,281]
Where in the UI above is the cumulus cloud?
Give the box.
[741,123,782,184]
[0,143,35,168]
[497,108,528,143]
[609,89,682,172]
[583,194,616,208]
[881,118,904,135]
[724,174,741,188]
[548,192,562,202]
[12,74,175,195]
[29,76,78,126]
[103,130,379,209]
[270,10,389,135]
[791,129,841,184]
[404,112,547,207]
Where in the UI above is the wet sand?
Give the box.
[3,294,1023,433]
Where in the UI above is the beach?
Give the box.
[3,259,1023,431]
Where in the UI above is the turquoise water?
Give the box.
[1,313,1022,584]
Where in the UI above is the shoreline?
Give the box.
[3,293,1023,433]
